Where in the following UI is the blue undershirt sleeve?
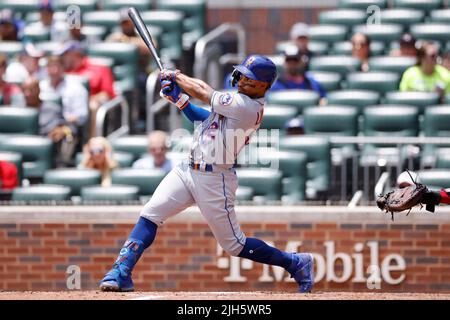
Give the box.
[182,102,211,123]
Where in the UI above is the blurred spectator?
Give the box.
[28,0,68,42]
[0,54,22,105]
[79,137,118,186]
[132,131,173,172]
[284,117,305,136]
[5,42,46,84]
[289,23,312,59]
[40,55,89,130]
[399,42,450,99]
[351,33,371,72]
[58,41,116,138]
[0,9,21,41]
[22,78,78,167]
[270,47,326,100]
[441,52,450,72]
[390,33,418,58]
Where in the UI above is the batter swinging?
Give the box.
[99,55,314,293]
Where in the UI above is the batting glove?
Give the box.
[160,80,189,110]
[160,69,180,82]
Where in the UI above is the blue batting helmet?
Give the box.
[230,55,277,87]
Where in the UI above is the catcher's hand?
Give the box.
[376,183,441,220]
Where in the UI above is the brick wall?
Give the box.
[1,208,450,292]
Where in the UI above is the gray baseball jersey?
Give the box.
[140,90,265,256]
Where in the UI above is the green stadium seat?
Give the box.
[75,151,134,168]
[235,186,254,202]
[353,24,404,44]
[25,11,66,24]
[35,41,63,56]
[110,135,148,161]
[326,90,380,112]
[0,107,39,135]
[346,72,400,95]
[446,93,450,104]
[80,185,140,203]
[304,106,359,137]
[0,0,39,16]
[140,10,184,61]
[0,151,23,184]
[0,135,53,179]
[83,11,121,32]
[111,169,167,196]
[266,90,321,115]
[394,0,443,12]
[235,168,283,202]
[43,169,102,196]
[338,0,388,9]
[54,0,98,11]
[102,0,152,11]
[156,0,206,49]
[319,10,368,27]
[279,136,331,198]
[12,185,71,202]
[0,42,24,59]
[410,24,450,44]
[275,41,329,56]
[81,26,108,42]
[332,41,385,56]
[422,106,450,166]
[260,105,297,130]
[430,9,450,24]
[384,91,440,114]
[416,169,450,189]
[307,71,342,91]
[309,25,348,43]
[309,55,361,75]
[379,9,425,27]
[436,149,450,169]
[22,24,50,42]
[368,56,417,74]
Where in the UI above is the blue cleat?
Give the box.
[288,253,314,293]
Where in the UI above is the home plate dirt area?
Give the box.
[0,291,449,300]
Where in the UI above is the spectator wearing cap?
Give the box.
[270,47,326,100]
[390,33,418,58]
[132,131,173,172]
[40,55,89,131]
[5,42,46,84]
[351,33,371,72]
[0,9,21,41]
[0,54,22,105]
[289,22,312,60]
[58,41,116,138]
[28,0,69,42]
[22,78,78,167]
[284,117,305,136]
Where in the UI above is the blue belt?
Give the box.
[189,161,213,172]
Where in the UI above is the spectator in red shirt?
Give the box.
[57,41,116,138]
[0,54,22,105]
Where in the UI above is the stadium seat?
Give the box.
[416,169,450,189]
[318,10,368,27]
[309,25,348,43]
[368,56,417,74]
[83,11,121,32]
[111,169,167,196]
[155,0,206,49]
[235,186,254,202]
[25,11,66,24]
[101,0,152,11]
[422,106,450,166]
[393,0,443,13]
[110,135,148,161]
[279,136,331,198]
[43,169,102,196]
[332,41,385,56]
[410,24,450,43]
[260,105,297,130]
[309,55,361,75]
[75,151,134,168]
[436,149,450,169]
[22,24,50,42]
[0,107,39,135]
[54,0,98,11]
[81,26,109,42]
[384,91,440,114]
[303,106,359,137]
[379,9,425,27]
[0,151,23,184]
[446,94,450,104]
[0,42,24,59]
[140,10,184,61]
[352,24,404,44]
[235,168,283,201]
[35,41,63,56]
[0,135,53,179]
[338,0,388,9]
[346,72,400,95]
[0,0,39,16]
[12,185,71,202]
[275,41,329,56]
[430,9,450,24]
[307,71,342,91]
[326,90,380,112]
[266,90,320,115]
[80,185,140,203]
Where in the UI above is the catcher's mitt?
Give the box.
[376,183,428,221]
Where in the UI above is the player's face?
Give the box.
[237,75,269,98]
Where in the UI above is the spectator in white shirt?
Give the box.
[132,131,173,172]
[5,42,46,84]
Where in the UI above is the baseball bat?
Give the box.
[127,7,164,71]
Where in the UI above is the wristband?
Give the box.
[175,93,190,110]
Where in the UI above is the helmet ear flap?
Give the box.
[230,69,241,87]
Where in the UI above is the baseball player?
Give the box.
[99,55,314,293]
